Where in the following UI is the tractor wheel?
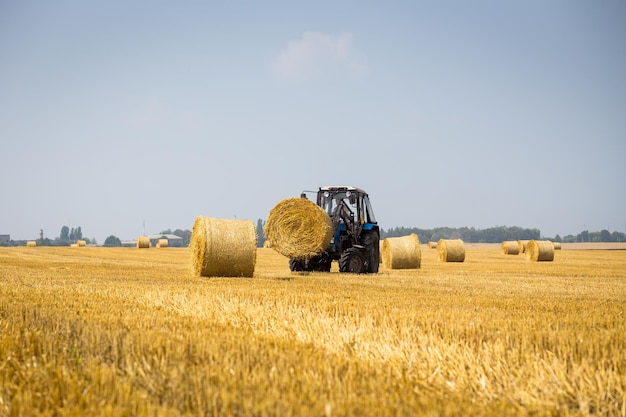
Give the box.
[309,255,331,272]
[339,248,366,274]
[361,231,380,273]
[313,258,332,272]
[289,259,308,272]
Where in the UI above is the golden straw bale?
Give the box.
[263,240,271,248]
[382,234,421,269]
[428,241,438,249]
[525,240,555,262]
[70,243,78,248]
[552,241,562,250]
[26,241,36,247]
[137,236,151,248]
[76,240,87,247]
[437,239,465,262]
[190,216,257,277]
[264,198,334,259]
[517,240,529,254]
[156,239,168,248]
[501,240,519,255]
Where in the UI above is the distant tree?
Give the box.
[172,229,192,246]
[75,227,82,240]
[578,230,590,242]
[103,235,122,247]
[562,235,576,243]
[256,219,266,247]
[554,234,561,242]
[599,229,612,242]
[60,226,70,241]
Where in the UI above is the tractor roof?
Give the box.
[319,186,368,195]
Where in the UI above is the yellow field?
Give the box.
[1,246,624,416]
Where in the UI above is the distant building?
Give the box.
[0,235,10,243]
[147,234,184,247]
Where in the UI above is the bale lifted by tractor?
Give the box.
[288,186,380,274]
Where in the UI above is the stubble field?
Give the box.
[0,245,624,416]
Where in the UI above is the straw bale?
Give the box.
[525,240,555,262]
[156,239,168,248]
[264,198,334,259]
[552,241,562,250]
[263,240,271,248]
[428,241,438,249]
[70,243,78,248]
[76,240,87,247]
[501,240,519,255]
[136,236,151,248]
[190,216,257,277]
[26,241,36,247]
[381,234,421,269]
[517,240,530,254]
[437,239,465,262]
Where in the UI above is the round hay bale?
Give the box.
[381,234,421,269]
[263,240,271,248]
[525,240,555,262]
[190,216,257,277]
[517,240,529,254]
[552,241,562,250]
[137,236,151,248]
[76,240,87,247]
[501,240,519,255]
[70,243,78,248]
[26,241,37,247]
[437,239,465,262]
[156,238,168,248]
[264,198,333,259]
[428,241,438,249]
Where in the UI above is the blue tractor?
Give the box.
[289,186,380,274]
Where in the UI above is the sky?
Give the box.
[1,1,625,244]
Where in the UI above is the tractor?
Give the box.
[289,186,380,274]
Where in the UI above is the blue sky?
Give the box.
[1,1,625,243]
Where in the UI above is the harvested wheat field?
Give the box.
[1,245,625,416]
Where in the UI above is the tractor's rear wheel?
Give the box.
[339,248,366,273]
[361,231,380,273]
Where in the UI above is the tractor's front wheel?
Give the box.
[361,231,380,273]
[289,259,308,272]
[339,248,366,274]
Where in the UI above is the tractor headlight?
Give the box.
[346,191,351,197]
[324,191,330,198]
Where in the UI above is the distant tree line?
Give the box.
[381,225,541,243]
[560,229,626,243]
[7,225,97,247]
